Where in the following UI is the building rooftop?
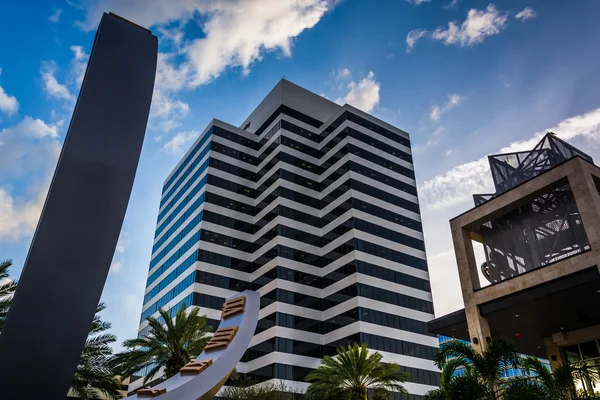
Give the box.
[238,78,341,134]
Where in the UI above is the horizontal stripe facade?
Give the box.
[139,104,438,392]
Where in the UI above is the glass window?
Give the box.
[579,340,600,360]
[563,344,582,363]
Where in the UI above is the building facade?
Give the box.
[428,134,600,381]
[138,79,439,398]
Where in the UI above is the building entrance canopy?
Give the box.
[429,267,600,358]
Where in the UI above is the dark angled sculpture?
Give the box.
[0,13,157,399]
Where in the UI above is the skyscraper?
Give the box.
[138,79,439,398]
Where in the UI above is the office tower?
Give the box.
[138,79,438,398]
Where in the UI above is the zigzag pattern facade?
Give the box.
[138,100,440,395]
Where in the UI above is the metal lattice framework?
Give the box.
[475,132,593,203]
[474,133,593,284]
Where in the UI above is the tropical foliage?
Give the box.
[429,336,520,400]
[110,306,212,383]
[0,259,17,332]
[305,343,410,400]
[220,377,300,400]
[424,339,600,400]
[505,356,599,400]
[70,303,123,399]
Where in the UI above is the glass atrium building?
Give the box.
[138,79,438,398]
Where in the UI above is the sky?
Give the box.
[2,0,600,351]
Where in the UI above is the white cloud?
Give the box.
[0,85,19,116]
[413,126,445,152]
[427,250,464,315]
[406,29,429,52]
[156,25,185,48]
[335,71,381,113]
[418,107,600,211]
[115,233,130,254]
[69,45,89,87]
[109,261,121,273]
[76,0,204,31]
[444,0,459,9]
[109,233,130,274]
[185,1,333,87]
[406,0,433,5]
[0,68,19,115]
[0,117,63,241]
[40,62,76,104]
[0,116,60,143]
[77,0,336,88]
[407,4,508,51]
[149,53,191,133]
[333,68,351,80]
[49,9,63,23]
[430,93,463,121]
[0,184,48,242]
[109,261,122,273]
[163,130,200,155]
[76,1,336,136]
[515,7,536,21]
[150,89,190,132]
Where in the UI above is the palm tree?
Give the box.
[428,337,521,400]
[424,358,481,400]
[0,259,18,332]
[110,306,211,384]
[70,303,123,399]
[502,378,549,400]
[305,343,410,400]
[514,356,598,400]
[514,356,564,399]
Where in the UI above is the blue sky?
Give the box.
[2,0,600,350]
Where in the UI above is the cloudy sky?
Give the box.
[2,0,600,350]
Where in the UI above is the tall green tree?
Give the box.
[305,343,410,400]
[502,379,549,400]
[425,337,521,400]
[70,303,123,399]
[110,306,211,384]
[507,356,599,400]
[423,358,480,400]
[0,259,17,332]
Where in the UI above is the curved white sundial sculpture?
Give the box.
[127,290,260,400]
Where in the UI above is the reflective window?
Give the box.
[162,129,212,196]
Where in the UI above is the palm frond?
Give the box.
[111,304,211,382]
[70,302,122,399]
[0,259,13,279]
[306,343,408,399]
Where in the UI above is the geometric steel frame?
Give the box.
[479,184,590,284]
[473,133,593,284]
[475,132,593,203]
